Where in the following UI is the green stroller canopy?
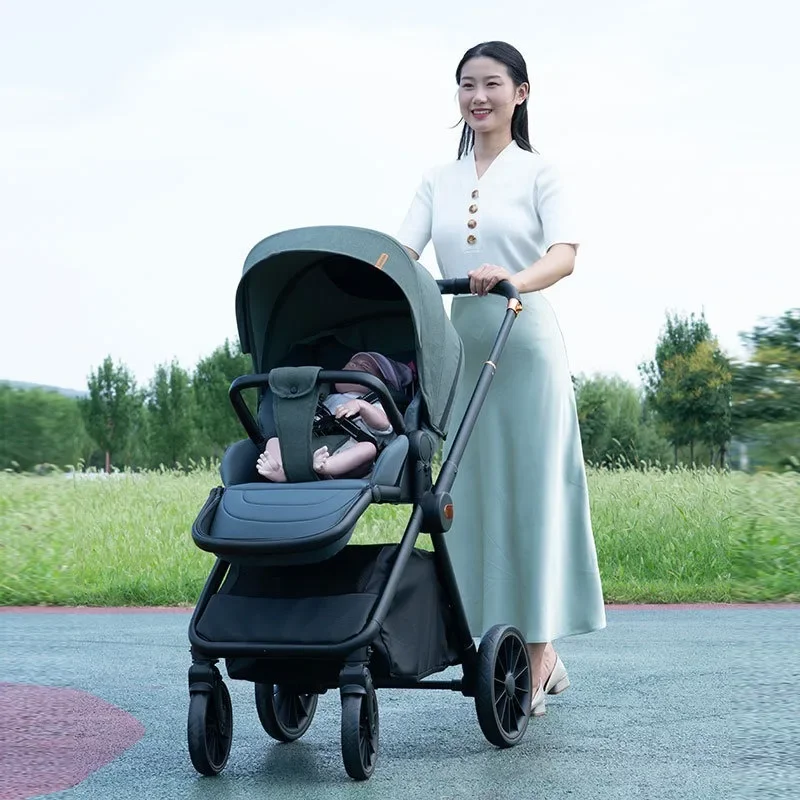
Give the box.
[235,225,463,437]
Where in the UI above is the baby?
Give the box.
[256,352,413,481]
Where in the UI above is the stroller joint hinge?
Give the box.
[188,662,221,693]
[339,662,374,697]
[419,491,454,534]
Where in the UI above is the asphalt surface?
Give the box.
[1,606,797,800]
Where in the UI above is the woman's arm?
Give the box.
[468,244,576,296]
[510,243,576,294]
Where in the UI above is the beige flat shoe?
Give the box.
[530,682,546,717]
[543,655,571,696]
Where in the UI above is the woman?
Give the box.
[396,41,606,716]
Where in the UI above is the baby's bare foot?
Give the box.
[257,451,284,482]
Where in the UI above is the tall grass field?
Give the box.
[1,466,797,606]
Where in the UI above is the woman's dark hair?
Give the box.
[455,41,535,158]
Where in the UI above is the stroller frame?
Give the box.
[186,278,532,781]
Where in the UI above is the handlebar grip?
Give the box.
[437,278,521,304]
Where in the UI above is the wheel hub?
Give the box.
[504,672,516,698]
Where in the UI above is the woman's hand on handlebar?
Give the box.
[468,263,513,296]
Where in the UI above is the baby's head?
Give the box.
[335,352,413,394]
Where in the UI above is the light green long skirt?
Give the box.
[443,293,606,643]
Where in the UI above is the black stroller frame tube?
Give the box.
[425,278,523,690]
[435,308,518,491]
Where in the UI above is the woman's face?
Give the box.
[457,56,527,137]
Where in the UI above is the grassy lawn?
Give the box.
[1,466,797,606]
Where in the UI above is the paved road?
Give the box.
[1,606,797,799]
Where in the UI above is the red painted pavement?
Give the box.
[0,683,145,800]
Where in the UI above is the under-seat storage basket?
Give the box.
[193,543,462,683]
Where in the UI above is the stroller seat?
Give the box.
[192,338,423,565]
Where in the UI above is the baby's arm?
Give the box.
[335,399,391,432]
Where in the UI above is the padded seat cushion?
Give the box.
[192,480,372,563]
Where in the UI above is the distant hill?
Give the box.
[0,380,88,399]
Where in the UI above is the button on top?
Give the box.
[471,189,479,198]
[290,386,297,394]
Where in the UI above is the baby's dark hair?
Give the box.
[346,352,414,392]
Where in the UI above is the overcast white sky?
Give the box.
[1,0,797,391]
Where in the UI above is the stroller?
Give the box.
[187,225,531,781]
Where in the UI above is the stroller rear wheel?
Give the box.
[340,684,379,780]
[254,683,318,742]
[474,624,531,748]
[187,679,233,775]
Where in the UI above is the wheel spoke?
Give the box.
[510,641,525,676]
[495,692,509,723]
[288,694,302,730]
[274,690,287,721]
[514,662,530,682]
[295,695,308,727]
[496,638,509,676]
[494,659,505,685]
[510,693,525,722]
[505,691,515,732]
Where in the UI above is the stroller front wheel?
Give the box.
[474,624,531,748]
[187,680,233,775]
[341,686,379,780]
[254,683,318,742]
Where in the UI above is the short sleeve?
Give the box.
[396,169,434,257]
[534,161,580,252]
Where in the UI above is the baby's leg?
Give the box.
[315,442,377,478]
[256,438,288,482]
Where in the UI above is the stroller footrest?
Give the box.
[192,481,372,562]
[194,593,377,644]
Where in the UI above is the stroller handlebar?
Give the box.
[436,277,521,304]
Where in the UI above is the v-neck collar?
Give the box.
[471,140,517,182]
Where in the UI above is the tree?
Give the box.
[79,357,140,472]
[657,340,733,466]
[640,312,732,466]
[192,339,253,458]
[575,374,671,467]
[732,309,800,471]
[145,360,197,468]
[733,309,800,430]
[0,384,94,471]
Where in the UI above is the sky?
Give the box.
[1,0,798,392]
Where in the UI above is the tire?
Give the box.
[474,624,531,748]
[187,680,233,775]
[340,687,379,781]
[254,683,318,742]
